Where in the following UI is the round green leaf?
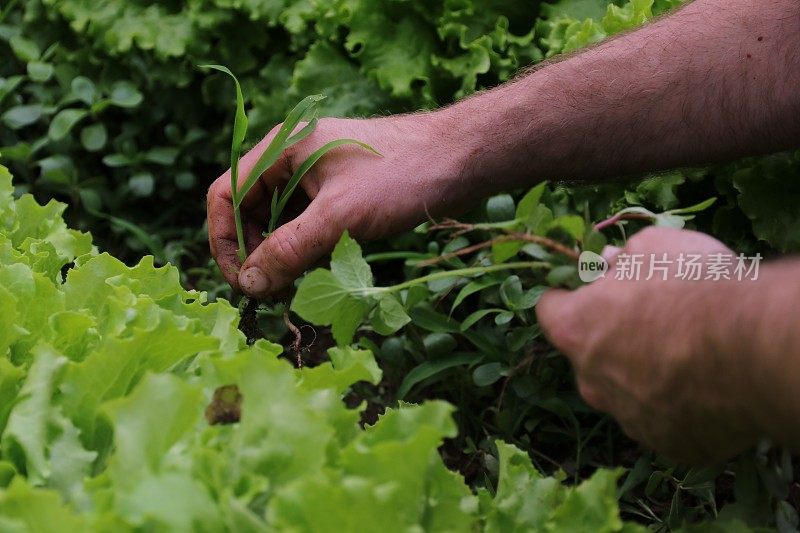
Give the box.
[494,311,514,325]
[175,171,195,190]
[129,172,155,197]
[79,188,102,211]
[1,105,43,129]
[71,76,97,105]
[583,230,607,254]
[0,76,24,107]
[49,108,88,140]
[0,143,32,162]
[472,362,507,387]
[423,332,457,358]
[551,214,585,240]
[379,337,405,362]
[144,147,179,165]
[546,265,580,288]
[486,194,516,222]
[27,61,54,82]
[10,36,40,62]
[371,295,411,336]
[37,155,75,185]
[80,124,107,152]
[102,154,133,167]
[500,276,524,309]
[109,81,143,108]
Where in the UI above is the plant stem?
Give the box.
[232,170,246,263]
[593,212,653,232]
[234,206,247,263]
[357,261,549,296]
[364,251,430,263]
[418,233,579,266]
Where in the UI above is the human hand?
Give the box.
[207,113,471,297]
[536,227,759,464]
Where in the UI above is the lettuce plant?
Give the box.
[0,162,647,532]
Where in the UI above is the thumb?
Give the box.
[239,197,340,298]
[536,288,583,356]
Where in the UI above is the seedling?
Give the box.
[202,65,378,262]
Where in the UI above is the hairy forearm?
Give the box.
[440,0,800,194]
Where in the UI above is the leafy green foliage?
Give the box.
[1,0,798,528]
[292,182,795,530]
[0,163,648,530]
[292,231,392,345]
[1,0,795,274]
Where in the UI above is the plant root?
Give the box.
[238,297,264,345]
[284,308,304,368]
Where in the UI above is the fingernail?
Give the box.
[239,267,269,296]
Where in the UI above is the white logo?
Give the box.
[578,251,608,283]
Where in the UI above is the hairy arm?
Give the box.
[442,0,800,194]
[209,0,799,297]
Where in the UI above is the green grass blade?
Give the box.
[286,117,318,146]
[666,197,717,215]
[86,206,166,261]
[199,65,247,205]
[268,186,280,233]
[200,64,249,261]
[234,95,325,209]
[268,139,380,233]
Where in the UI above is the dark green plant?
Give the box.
[0,0,797,528]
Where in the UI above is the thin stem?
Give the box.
[357,261,549,296]
[428,218,519,236]
[232,173,247,263]
[364,251,430,263]
[593,212,653,232]
[418,233,579,266]
[234,207,246,263]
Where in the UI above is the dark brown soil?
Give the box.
[238,297,264,345]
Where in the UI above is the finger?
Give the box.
[238,195,341,297]
[536,288,585,358]
[601,245,622,264]
[576,379,609,412]
[207,178,243,289]
[208,122,302,289]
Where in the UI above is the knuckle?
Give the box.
[269,231,304,273]
[207,177,229,202]
[206,180,219,201]
[577,379,607,411]
[543,318,583,358]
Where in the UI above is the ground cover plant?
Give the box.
[0,0,799,530]
[0,162,649,530]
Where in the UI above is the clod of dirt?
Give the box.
[205,385,242,425]
[238,297,264,345]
